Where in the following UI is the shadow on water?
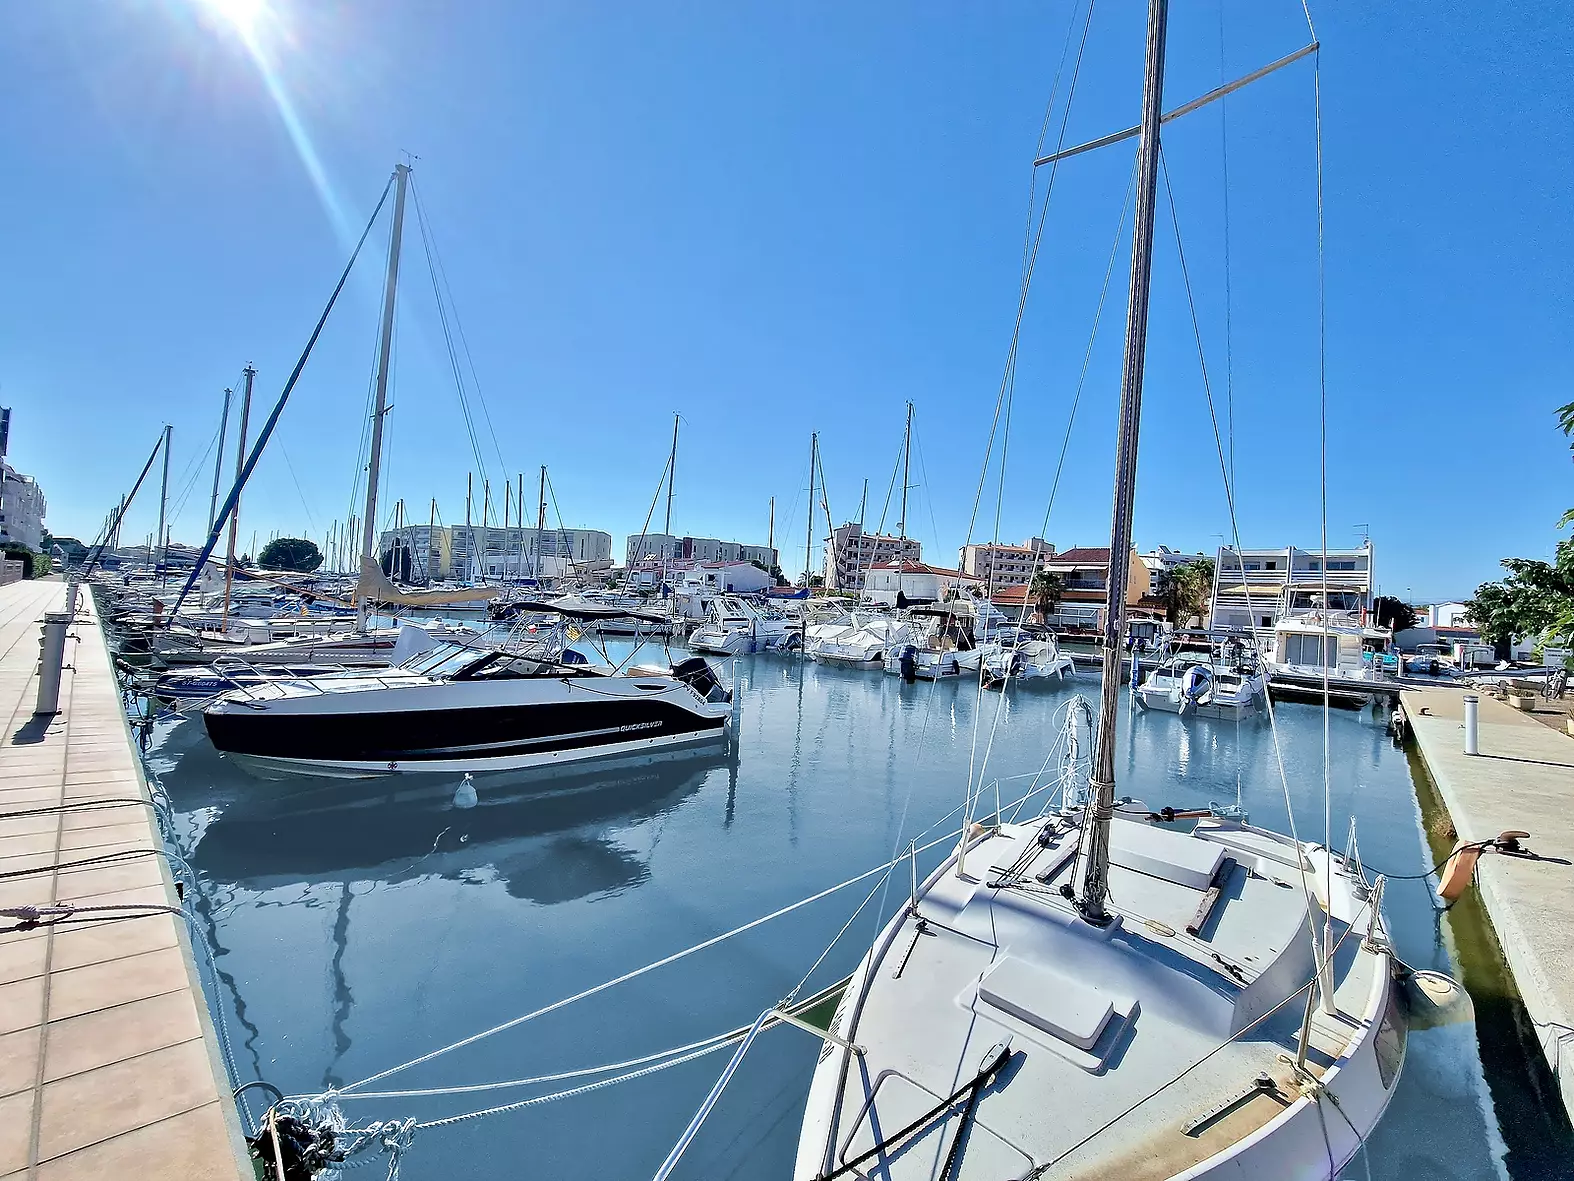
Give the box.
[1405,740,1574,1180]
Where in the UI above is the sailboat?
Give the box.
[202,163,736,779]
[794,6,1424,1177]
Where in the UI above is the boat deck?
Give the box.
[0,581,251,1180]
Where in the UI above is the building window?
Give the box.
[1260,616,1273,628]
[1265,561,1277,570]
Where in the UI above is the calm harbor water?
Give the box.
[144,646,1562,1180]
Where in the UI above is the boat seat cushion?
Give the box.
[1109,820,1225,891]
[978,957,1114,1051]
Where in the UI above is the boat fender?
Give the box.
[453,773,478,810]
[1398,968,1475,1030]
[1436,841,1481,905]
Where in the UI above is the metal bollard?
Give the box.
[1463,693,1479,756]
[35,612,72,716]
[65,580,80,618]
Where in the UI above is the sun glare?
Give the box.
[195,0,267,40]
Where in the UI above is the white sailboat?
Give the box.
[794,6,1429,1177]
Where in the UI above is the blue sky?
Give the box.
[2,0,1568,600]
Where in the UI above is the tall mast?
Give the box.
[768,496,774,553]
[1078,0,1169,925]
[428,498,437,584]
[207,388,232,532]
[898,401,913,541]
[664,414,679,588]
[155,423,172,587]
[480,479,491,583]
[858,478,868,528]
[806,432,818,580]
[535,466,547,580]
[222,365,255,625]
[356,161,411,632]
[516,472,524,581]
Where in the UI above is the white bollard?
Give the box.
[1463,693,1479,756]
[35,612,71,716]
[65,580,80,617]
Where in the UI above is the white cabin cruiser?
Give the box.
[1265,612,1394,706]
[688,595,796,656]
[981,635,1076,687]
[884,605,997,680]
[812,614,916,670]
[1134,638,1266,719]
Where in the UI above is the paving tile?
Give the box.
[52,856,166,899]
[0,975,44,1035]
[47,912,181,974]
[35,1039,222,1163]
[57,823,149,853]
[43,989,202,1083]
[46,946,189,1023]
[0,1088,35,1174]
[0,1025,40,1098]
[0,932,48,986]
[32,1100,240,1180]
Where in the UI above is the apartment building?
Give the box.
[957,538,1054,589]
[1210,542,1375,635]
[825,523,922,592]
[625,533,778,570]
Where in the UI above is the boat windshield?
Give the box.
[401,642,487,678]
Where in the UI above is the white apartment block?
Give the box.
[957,538,1054,589]
[825,523,921,592]
[1210,542,1375,635]
[0,461,46,552]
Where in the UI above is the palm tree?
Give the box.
[1028,570,1065,622]
[1164,559,1215,627]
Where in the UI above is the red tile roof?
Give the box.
[1048,547,1112,565]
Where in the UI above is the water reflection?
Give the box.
[179,742,737,903]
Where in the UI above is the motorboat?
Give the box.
[1264,611,1395,706]
[884,604,997,680]
[203,602,733,778]
[146,619,478,668]
[1133,637,1266,718]
[687,595,796,656]
[981,634,1076,687]
[811,614,916,670]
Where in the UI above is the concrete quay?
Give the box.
[1403,684,1574,1125]
[0,580,251,1179]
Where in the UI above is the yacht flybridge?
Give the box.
[792,3,1426,1177]
[202,600,733,778]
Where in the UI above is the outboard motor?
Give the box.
[671,656,732,704]
[899,645,918,683]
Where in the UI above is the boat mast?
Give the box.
[536,465,547,580]
[516,472,524,581]
[768,496,774,554]
[155,423,172,588]
[356,162,411,632]
[804,432,817,645]
[1079,0,1169,925]
[898,401,912,540]
[222,364,256,626]
[664,413,680,592]
[207,388,232,532]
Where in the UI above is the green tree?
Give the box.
[1163,559,1215,626]
[257,537,323,573]
[1372,596,1418,633]
[1462,539,1574,646]
[1028,570,1065,620]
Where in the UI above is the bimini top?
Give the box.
[508,596,671,624]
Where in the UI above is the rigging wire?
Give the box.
[962,0,1096,551]
[1157,146,1324,969]
[411,176,510,489]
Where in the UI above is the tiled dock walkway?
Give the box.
[0,580,250,1179]
[1404,685,1574,1126]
